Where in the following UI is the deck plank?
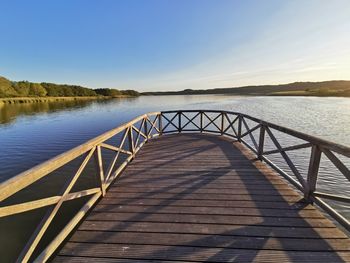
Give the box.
[54,134,350,262]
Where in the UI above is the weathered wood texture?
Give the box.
[54,134,350,263]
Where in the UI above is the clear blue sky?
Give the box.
[1,0,350,91]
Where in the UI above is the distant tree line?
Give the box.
[93,88,139,97]
[142,80,350,97]
[0,76,139,98]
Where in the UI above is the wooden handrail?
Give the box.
[162,110,350,157]
[0,111,161,262]
[0,110,349,262]
[0,112,160,203]
[161,110,350,232]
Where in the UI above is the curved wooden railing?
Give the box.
[0,110,349,262]
[0,112,162,263]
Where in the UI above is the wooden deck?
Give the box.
[54,134,350,262]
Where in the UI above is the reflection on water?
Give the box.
[1,95,349,181]
[0,95,349,262]
[0,98,138,125]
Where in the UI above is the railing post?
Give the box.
[305,145,322,201]
[158,113,163,136]
[95,145,106,196]
[144,116,149,140]
[221,112,225,135]
[258,124,265,160]
[128,127,135,154]
[200,111,203,132]
[178,111,182,133]
[237,115,242,142]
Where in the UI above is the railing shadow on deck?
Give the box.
[65,134,347,262]
[0,110,349,262]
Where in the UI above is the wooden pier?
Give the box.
[0,110,349,262]
[55,133,350,262]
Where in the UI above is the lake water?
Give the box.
[1,95,350,181]
[0,95,349,261]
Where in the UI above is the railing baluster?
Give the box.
[144,117,149,140]
[237,114,242,141]
[95,145,106,196]
[128,127,135,154]
[305,145,322,201]
[221,112,224,135]
[158,113,163,136]
[200,111,203,132]
[178,111,182,132]
[258,124,265,160]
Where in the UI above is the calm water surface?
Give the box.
[0,95,349,261]
[1,95,349,181]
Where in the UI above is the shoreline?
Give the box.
[0,95,135,105]
[1,92,349,106]
[142,92,350,97]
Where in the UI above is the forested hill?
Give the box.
[0,76,139,98]
[142,80,350,97]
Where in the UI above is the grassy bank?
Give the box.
[142,80,350,97]
[0,96,133,105]
[268,89,350,97]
